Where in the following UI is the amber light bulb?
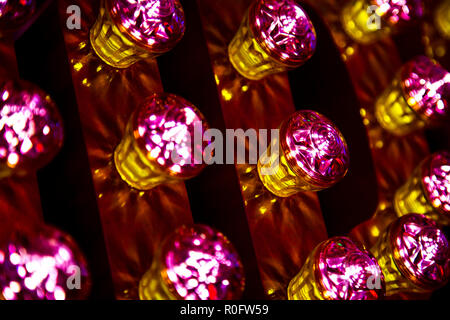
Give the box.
[288,237,385,300]
[375,56,449,136]
[0,0,36,38]
[435,0,450,39]
[394,151,450,226]
[341,0,424,44]
[0,79,64,179]
[114,93,210,190]
[0,225,91,300]
[257,110,349,197]
[370,214,450,295]
[90,0,186,68]
[228,0,316,80]
[139,225,245,300]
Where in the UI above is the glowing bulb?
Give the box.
[114,93,210,190]
[288,237,385,300]
[257,110,349,197]
[394,151,450,226]
[0,0,36,38]
[0,225,91,300]
[341,0,424,44]
[228,0,316,80]
[0,80,64,179]
[371,214,450,295]
[139,225,245,300]
[375,56,449,136]
[90,0,186,68]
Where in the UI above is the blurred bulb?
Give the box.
[435,0,450,39]
[375,56,449,136]
[0,79,64,179]
[371,214,450,295]
[114,93,209,190]
[0,225,91,300]
[288,237,385,300]
[394,151,450,226]
[139,224,245,300]
[228,0,316,80]
[90,0,186,68]
[341,0,424,44]
[257,110,349,197]
[0,0,35,38]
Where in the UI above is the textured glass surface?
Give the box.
[115,93,209,190]
[228,0,316,80]
[109,0,185,52]
[0,80,63,178]
[0,226,90,300]
[391,214,449,290]
[90,0,185,68]
[394,152,450,225]
[288,237,385,300]
[400,56,449,123]
[258,110,349,197]
[140,225,245,300]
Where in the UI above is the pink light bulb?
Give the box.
[288,237,385,300]
[389,214,449,290]
[0,79,64,179]
[228,0,316,80]
[109,0,185,53]
[401,56,449,124]
[0,225,91,300]
[249,0,317,67]
[139,225,245,300]
[114,93,210,190]
[91,0,185,68]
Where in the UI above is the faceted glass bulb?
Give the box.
[0,225,91,300]
[0,79,64,179]
[371,214,450,294]
[375,56,449,136]
[228,0,316,80]
[394,151,450,226]
[114,93,210,190]
[288,237,385,300]
[139,224,245,300]
[90,0,185,68]
[258,110,349,197]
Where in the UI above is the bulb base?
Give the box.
[288,247,323,300]
[90,2,154,69]
[375,77,426,135]
[341,0,391,44]
[114,118,175,190]
[228,8,297,81]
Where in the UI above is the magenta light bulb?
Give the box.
[0,79,63,179]
[288,237,385,300]
[139,225,245,300]
[90,0,186,68]
[371,214,450,295]
[0,225,91,300]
